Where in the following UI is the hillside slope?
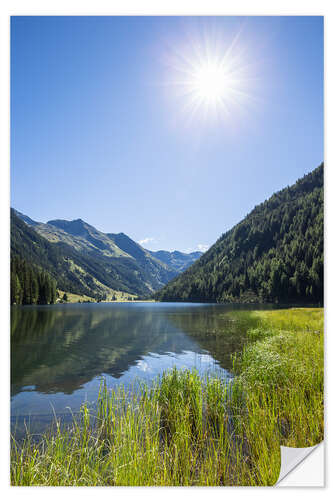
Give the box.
[12,212,178,295]
[156,164,323,304]
[12,210,202,300]
[11,210,156,299]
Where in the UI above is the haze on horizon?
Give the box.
[11,16,323,253]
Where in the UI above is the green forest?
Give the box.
[156,164,324,305]
[11,256,57,305]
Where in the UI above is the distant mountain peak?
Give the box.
[47,218,94,237]
[148,249,203,274]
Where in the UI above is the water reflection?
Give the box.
[11,302,274,426]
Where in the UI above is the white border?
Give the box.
[1,1,331,497]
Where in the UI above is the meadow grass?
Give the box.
[11,308,323,486]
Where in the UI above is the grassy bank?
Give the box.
[11,308,323,486]
[57,290,138,303]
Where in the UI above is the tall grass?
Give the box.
[11,308,323,486]
[234,308,324,448]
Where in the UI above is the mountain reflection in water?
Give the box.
[11,302,274,426]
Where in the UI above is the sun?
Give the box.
[163,27,255,123]
[183,51,245,118]
[191,62,233,105]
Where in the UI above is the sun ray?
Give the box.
[162,25,258,125]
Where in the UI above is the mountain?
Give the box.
[23,217,137,258]
[11,209,146,300]
[148,250,203,273]
[26,216,176,291]
[11,209,202,302]
[155,163,324,305]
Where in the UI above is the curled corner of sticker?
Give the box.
[275,442,324,486]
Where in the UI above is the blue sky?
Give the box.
[11,16,323,252]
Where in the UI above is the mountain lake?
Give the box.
[11,302,279,438]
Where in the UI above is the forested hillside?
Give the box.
[11,256,57,305]
[156,164,324,305]
[11,209,202,304]
[11,210,154,301]
[12,211,178,297]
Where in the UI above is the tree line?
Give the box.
[11,256,57,305]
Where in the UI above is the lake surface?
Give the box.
[11,302,276,436]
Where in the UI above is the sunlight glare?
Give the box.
[192,62,232,104]
[163,26,257,124]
